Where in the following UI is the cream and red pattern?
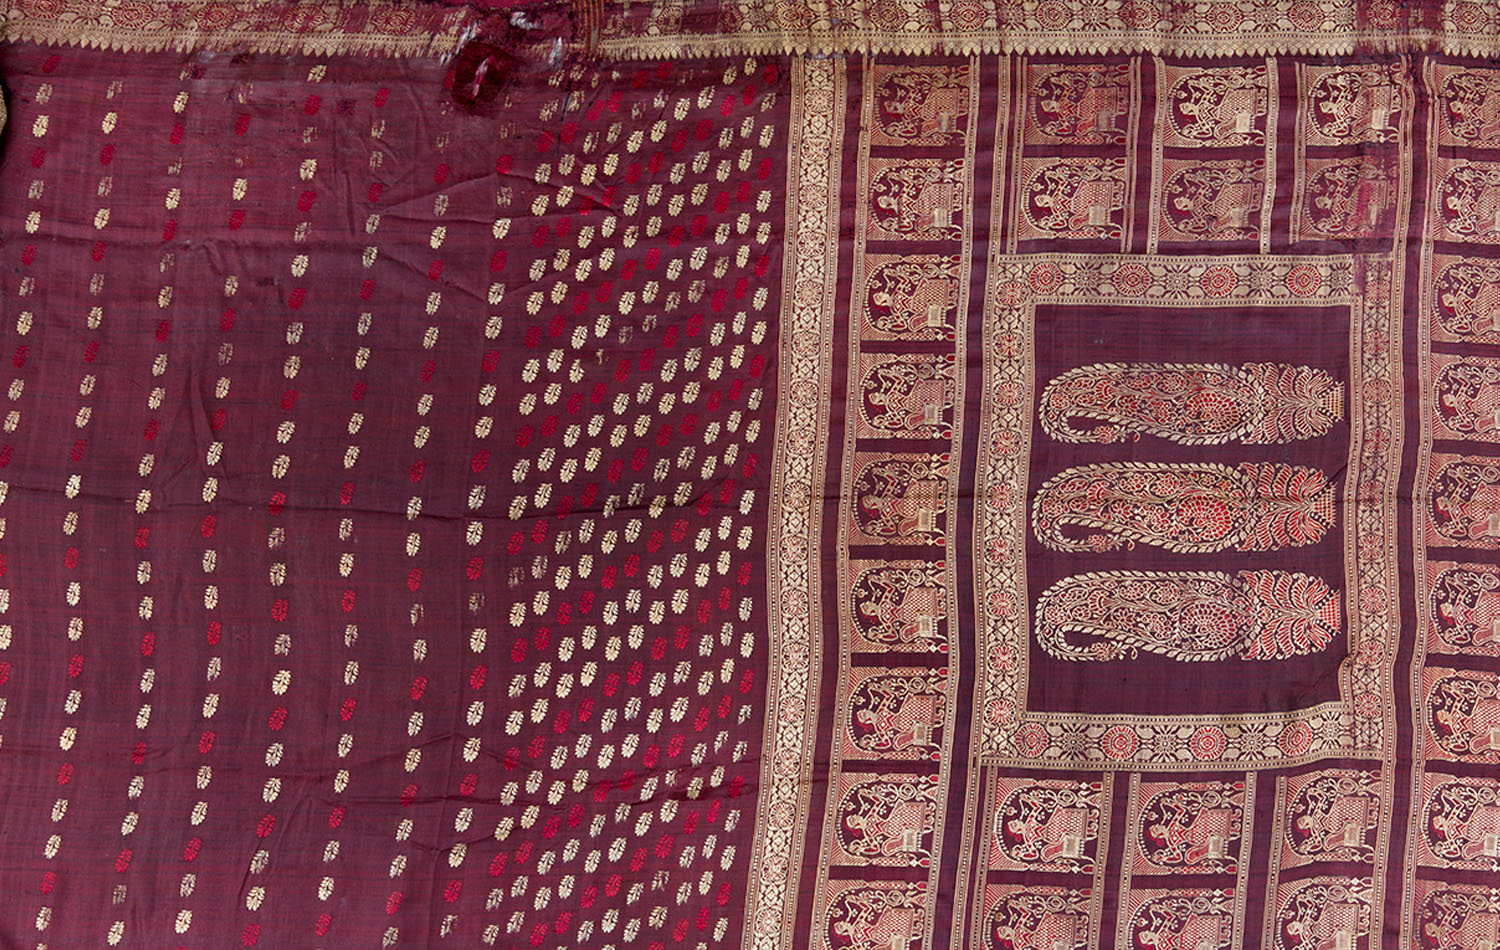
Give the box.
[2,5,1497,950]
[1034,569,1343,662]
[1412,880,1500,950]
[989,777,1106,874]
[1427,561,1500,657]
[1276,768,1383,869]
[1121,888,1238,950]
[983,884,1095,950]
[1271,877,1373,950]
[1037,361,1345,446]
[978,252,1400,767]
[1032,461,1336,553]
[1412,51,1500,945]
[1132,780,1249,875]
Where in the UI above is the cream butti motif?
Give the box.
[1034,570,1343,662]
[1038,362,1344,445]
[1032,461,1335,554]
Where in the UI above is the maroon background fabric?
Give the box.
[0,44,785,947]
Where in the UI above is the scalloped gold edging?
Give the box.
[0,2,477,60]
[591,26,1500,61]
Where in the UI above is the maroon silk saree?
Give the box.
[0,1,1493,946]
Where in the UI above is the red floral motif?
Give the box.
[986,482,1013,510]
[1452,2,1488,31]
[106,0,157,26]
[1354,691,1382,717]
[1278,720,1314,756]
[1286,264,1322,296]
[1288,0,1322,29]
[1365,0,1401,29]
[1016,722,1048,756]
[1190,725,1227,760]
[1357,585,1387,614]
[992,427,1021,455]
[1200,265,1237,297]
[1205,2,1244,30]
[988,588,1017,620]
[776,1,814,30]
[195,3,239,29]
[869,0,906,30]
[370,7,419,31]
[1120,0,1158,29]
[1113,261,1150,296]
[1029,262,1063,294]
[1102,724,1139,760]
[1036,0,1071,29]
[950,0,986,29]
[987,699,1016,725]
[985,537,1010,563]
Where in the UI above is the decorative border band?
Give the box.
[14,0,1500,61]
[0,1,474,59]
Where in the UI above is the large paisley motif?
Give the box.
[1034,570,1342,662]
[1032,461,1335,553]
[1038,361,1344,445]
